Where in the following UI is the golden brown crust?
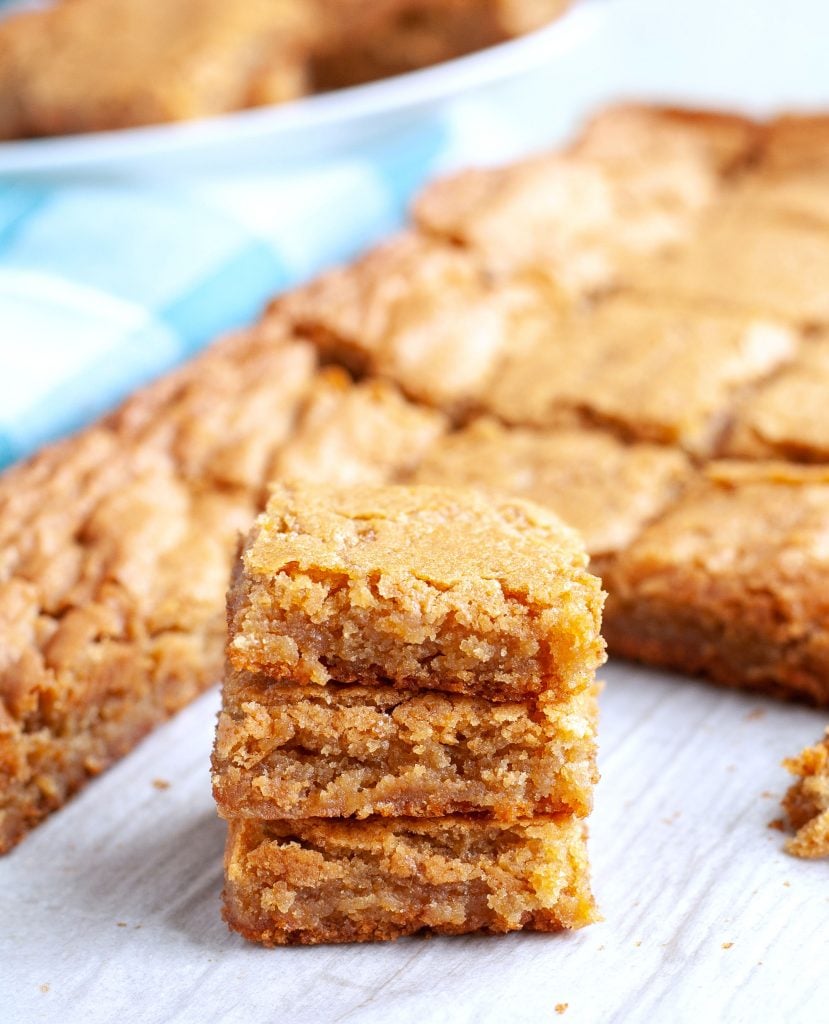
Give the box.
[722,339,829,462]
[278,231,561,413]
[413,105,743,295]
[408,418,691,559]
[604,462,829,705]
[782,729,829,858]
[222,815,596,944]
[228,482,606,699]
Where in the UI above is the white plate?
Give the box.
[0,3,601,176]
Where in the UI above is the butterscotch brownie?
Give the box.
[482,296,796,453]
[782,730,829,859]
[222,814,595,944]
[227,483,605,698]
[279,231,558,412]
[273,367,447,485]
[0,0,315,138]
[408,418,690,563]
[722,339,829,462]
[311,0,569,90]
[412,106,743,293]
[604,462,829,704]
[628,204,829,326]
[213,669,598,821]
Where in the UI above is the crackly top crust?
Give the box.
[0,0,315,138]
[483,295,797,453]
[0,329,315,728]
[609,460,829,583]
[782,729,829,859]
[412,105,746,294]
[627,202,829,325]
[279,231,561,411]
[272,367,448,486]
[228,481,605,699]
[408,418,691,559]
[723,339,829,462]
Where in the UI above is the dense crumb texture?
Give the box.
[782,730,829,858]
[0,0,569,138]
[604,463,829,705]
[408,418,691,560]
[213,671,598,820]
[228,482,606,698]
[222,815,595,944]
[722,340,829,462]
[0,0,315,138]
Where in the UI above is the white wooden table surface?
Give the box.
[3,661,826,1024]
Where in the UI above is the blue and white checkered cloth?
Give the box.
[0,83,583,471]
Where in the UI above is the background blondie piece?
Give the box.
[279,231,560,412]
[782,730,829,859]
[222,815,595,944]
[604,462,829,705]
[412,106,742,294]
[212,670,598,820]
[311,0,569,90]
[482,296,796,453]
[227,483,606,699]
[628,204,829,326]
[272,368,448,485]
[722,340,829,462]
[0,0,315,138]
[408,418,691,564]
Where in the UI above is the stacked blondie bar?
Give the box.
[212,482,605,943]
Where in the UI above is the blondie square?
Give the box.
[782,729,829,859]
[272,368,448,486]
[212,669,598,821]
[604,462,829,705]
[484,297,796,454]
[722,340,829,462]
[227,483,605,699]
[413,106,732,293]
[0,0,314,138]
[311,0,568,90]
[408,418,690,563]
[279,231,558,412]
[222,815,596,944]
[629,205,829,326]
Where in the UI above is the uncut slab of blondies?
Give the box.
[227,483,606,700]
[604,463,829,705]
[212,668,598,820]
[782,730,829,859]
[222,814,595,945]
